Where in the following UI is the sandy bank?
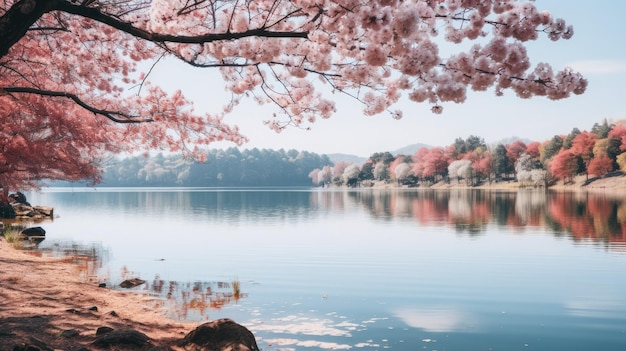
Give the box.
[0,239,196,350]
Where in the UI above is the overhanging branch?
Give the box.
[1,86,151,123]
[55,1,310,44]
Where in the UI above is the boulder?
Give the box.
[92,329,151,348]
[120,278,145,288]
[180,318,259,351]
[0,202,16,218]
[21,226,46,237]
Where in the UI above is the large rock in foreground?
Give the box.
[180,318,259,351]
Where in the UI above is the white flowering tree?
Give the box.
[342,164,361,187]
[448,159,473,184]
[0,0,587,190]
[373,163,388,181]
[394,162,412,184]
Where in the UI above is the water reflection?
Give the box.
[324,190,626,248]
[31,240,108,283]
[28,188,626,248]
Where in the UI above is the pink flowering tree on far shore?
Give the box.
[0,0,587,191]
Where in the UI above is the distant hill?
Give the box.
[327,153,367,165]
[391,143,431,156]
[490,136,534,147]
[326,143,431,165]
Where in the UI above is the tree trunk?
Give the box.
[0,0,57,58]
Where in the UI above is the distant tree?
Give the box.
[411,147,430,180]
[318,165,333,185]
[453,137,467,157]
[452,135,485,158]
[493,144,513,179]
[591,119,612,138]
[516,153,544,186]
[563,128,581,149]
[373,163,388,181]
[515,153,542,174]
[465,135,486,153]
[342,164,361,187]
[588,155,613,177]
[359,162,375,181]
[506,140,527,166]
[593,138,620,166]
[389,157,406,178]
[529,169,550,187]
[541,135,563,164]
[448,159,473,183]
[550,149,578,183]
[308,169,321,186]
[394,163,412,184]
[608,124,626,151]
[525,142,541,159]
[570,131,597,178]
[370,152,395,165]
[332,161,350,184]
[422,147,449,181]
[616,153,626,172]
[474,153,494,184]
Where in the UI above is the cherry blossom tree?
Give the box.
[570,131,597,179]
[422,147,449,181]
[506,140,527,166]
[588,155,613,177]
[549,148,578,183]
[0,0,587,190]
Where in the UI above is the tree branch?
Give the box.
[55,1,309,44]
[0,0,309,60]
[1,86,151,123]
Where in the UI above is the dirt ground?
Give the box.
[0,239,197,351]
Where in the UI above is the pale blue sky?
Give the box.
[149,0,626,157]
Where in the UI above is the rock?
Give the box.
[180,318,259,351]
[12,203,35,217]
[33,206,53,217]
[91,329,152,348]
[20,227,45,237]
[12,336,53,351]
[98,282,107,288]
[96,326,114,336]
[0,202,16,218]
[108,311,119,318]
[0,195,53,219]
[59,329,80,338]
[9,192,29,205]
[120,278,145,288]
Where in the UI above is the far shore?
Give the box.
[358,172,626,192]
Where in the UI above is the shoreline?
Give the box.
[363,173,626,192]
[0,239,196,350]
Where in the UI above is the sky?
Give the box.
[147,0,626,158]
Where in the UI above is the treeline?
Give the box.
[309,119,626,187]
[80,148,332,187]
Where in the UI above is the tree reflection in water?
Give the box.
[149,277,247,320]
[312,189,626,249]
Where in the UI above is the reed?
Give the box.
[2,228,24,249]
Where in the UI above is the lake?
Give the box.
[23,188,626,351]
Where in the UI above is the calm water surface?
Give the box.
[24,188,626,351]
